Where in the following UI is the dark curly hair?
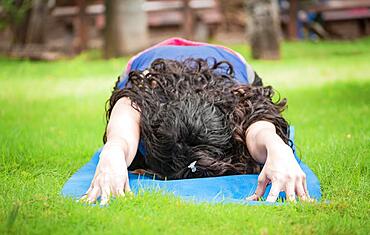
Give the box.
[104,58,289,179]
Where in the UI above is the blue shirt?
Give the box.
[117,45,254,89]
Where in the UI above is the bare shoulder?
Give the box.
[116,97,133,106]
[110,97,141,122]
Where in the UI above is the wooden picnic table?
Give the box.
[306,0,370,13]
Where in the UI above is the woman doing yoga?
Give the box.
[82,38,309,205]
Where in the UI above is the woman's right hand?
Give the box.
[80,143,131,205]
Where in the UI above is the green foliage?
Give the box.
[0,38,369,234]
[0,0,33,30]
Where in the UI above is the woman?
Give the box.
[82,38,309,205]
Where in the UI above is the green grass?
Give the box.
[1,38,370,234]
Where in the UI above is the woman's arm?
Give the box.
[245,121,309,202]
[81,97,140,205]
[105,97,141,166]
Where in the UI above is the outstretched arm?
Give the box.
[105,97,141,166]
[245,121,309,202]
[81,97,140,205]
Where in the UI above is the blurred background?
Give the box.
[0,0,370,60]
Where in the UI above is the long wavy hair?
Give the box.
[104,58,289,179]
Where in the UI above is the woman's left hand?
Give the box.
[246,144,310,202]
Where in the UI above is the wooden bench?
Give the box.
[51,0,223,42]
[304,0,370,39]
[145,0,222,40]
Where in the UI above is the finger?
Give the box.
[245,194,257,201]
[111,177,125,197]
[100,185,111,206]
[302,175,311,199]
[79,176,97,201]
[285,180,296,202]
[297,176,310,201]
[124,178,131,193]
[124,178,135,197]
[111,178,125,197]
[246,173,268,201]
[266,181,283,202]
[85,185,93,195]
[114,187,125,197]
[86,186,100,204]
[79,186,92,202]
[79,194,88,202]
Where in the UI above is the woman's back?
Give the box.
[117,37,256,89]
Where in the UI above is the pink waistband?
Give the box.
[123,37,247,76]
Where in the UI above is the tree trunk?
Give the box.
[182,0,194,39]
[71,0,89,53]
[245,0,281,60]
[104,0,148,58]
[10,0,31,47]
[26,0,48,44]
[288,0,298,40]
[11,14,30,46]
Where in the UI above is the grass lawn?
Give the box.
[0,38,369,234]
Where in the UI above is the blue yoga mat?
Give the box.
[61,127,321,204]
